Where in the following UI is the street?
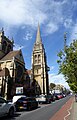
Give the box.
[1,95,72,120]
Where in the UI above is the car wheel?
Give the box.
[8,107,14,117]
[16,108,20,112]
[36,103,38,108]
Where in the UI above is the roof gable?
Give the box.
[15,50,25,63]
[0,50,25,64]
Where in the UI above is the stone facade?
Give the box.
[31,25,49,95]
[0,29,30,99]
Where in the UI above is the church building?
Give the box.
[31,25,49,95]
[0,29,30,99]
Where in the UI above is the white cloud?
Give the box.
[23,32,32,41]
[64,19,73,28]
[50,66,54,71]
[0,0,25,25]
[13,43,25,50]
[49,73,69,89]
[45,23,58,34]
[0,0,76,35]
[70,24,77,41]
[0,0,47,26]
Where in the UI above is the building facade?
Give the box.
[31,25,49,95]
[0,29,30,99]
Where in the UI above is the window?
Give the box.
[38,54,41,63]
[35,60,37,63]
[38,54,40,59]
[2,41,7,52]
[7,44,11,53]
[37,69,38,74]
[34,55,37,60]
[16,65,23,81]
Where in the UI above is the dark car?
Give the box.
[48,94,56,102]
[15,96,38,111]
[54,93,63,100]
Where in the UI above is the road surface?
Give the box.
[1,95,72,120]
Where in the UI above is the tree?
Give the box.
[49,83,56,91]
[57,40,77,92]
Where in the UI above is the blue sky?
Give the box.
[0,0,77,89]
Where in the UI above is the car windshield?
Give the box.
[55,93,61,95]
[18,97,27,101]
[17,97,35,101]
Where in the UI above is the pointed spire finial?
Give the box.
[36,23,42,44]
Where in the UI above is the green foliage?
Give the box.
[57,40,77,92]
[49,83,56,90]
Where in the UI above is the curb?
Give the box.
[69,98,75,120]
[50,96,74,120]
[64,96,74,120]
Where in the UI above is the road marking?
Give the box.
[64,98,74,120]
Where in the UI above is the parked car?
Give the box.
[0,96,15,117]
[54,93,63,100]
[62,93,66,97]
[12,95,26,103]
[15,96,38,111]
[36,94,51,104]
[48,94,56,102]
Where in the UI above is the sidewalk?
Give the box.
[50,96,74,120]
[70,97,77,120]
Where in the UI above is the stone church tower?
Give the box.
[32,25,49,95]
[0,28,13,60]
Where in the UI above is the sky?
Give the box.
[0,0,77,89]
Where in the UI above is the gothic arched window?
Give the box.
[2,41,7,52]
[34,55,37,63]
[7,44,11,53]
[16,65,23,83]
[38,54,41,63]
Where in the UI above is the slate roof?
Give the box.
[0,50,20,61]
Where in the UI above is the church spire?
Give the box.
[36,23,42,44]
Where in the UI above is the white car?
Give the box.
[0,96,15,117]
[36,94,51,104]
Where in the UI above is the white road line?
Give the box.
[64,99,74,120]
